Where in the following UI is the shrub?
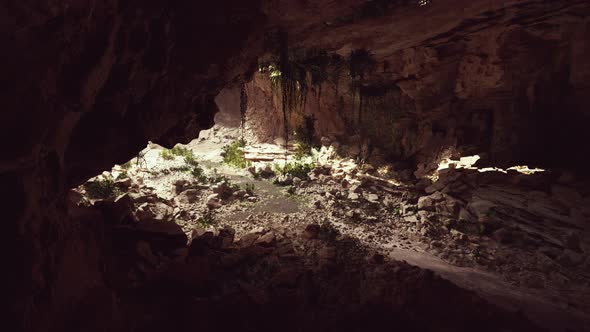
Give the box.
[293,141,313,160]
[170,146,194,158]
[83,175,121,199]
[160,150,175,160]
[197,212,216,227]
[244,183,255,196]
[223,139,251,168]
[161,146,195,160]
[273,160,315,180]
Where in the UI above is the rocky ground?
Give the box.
[72,126,590,331]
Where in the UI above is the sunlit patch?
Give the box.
[436,155,545,175]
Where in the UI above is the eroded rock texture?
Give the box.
[1,0,589,331]
[2,1,265,330]
[244,0,590,171]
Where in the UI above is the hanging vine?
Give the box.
[239,82,248,141]
[258,42,347,159]
[348,49,376,132]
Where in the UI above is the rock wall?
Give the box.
[243,0,590,172]
[1,1,266,330]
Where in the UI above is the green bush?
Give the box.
[223,139,251,168]
[83,175,121,199]
[197,212,216,227]
[160,150,175,160]
[293,141,313,160]
[273,160,315,179]
[161,146,194,160]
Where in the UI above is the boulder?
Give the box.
[304,224,321,239]
[206,194,223,209]
[418,196,436,211]
[212,182,232,199]
[366,193,379,204]
[348,192,360,200]
[255,232,276,247]
[467,199,496,219]
[136,202,174,222]
[175,189,199,205]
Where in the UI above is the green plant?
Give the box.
[170,146,194,158]
[83,175,121,199]
[197,212,216,227]
[273,160,315,180]
[161,146,194,161]
[160,150,175,160]
[293,139,314,160]
[244,183,255,196]
[223,138,251,168]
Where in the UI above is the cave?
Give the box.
[3,1,590,331]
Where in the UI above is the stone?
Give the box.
[348,192,360,200]
[175,189,199,204]
[206,195,223,210]
[304,224,321,239]
[238,233,260,247]
[115,177,132,188]
[314,200,323,209]
[404,215,419,224]
[367,193,379,203]
[458,208,475,223]
[349,184,362,193]
[136,241,159,266]
[218,227,236,248]
[256,232,276,247]
[135,202,173,222]
[259,165,275,178]
[418,196,436,211]
[247,166,257,176]
[292,177,302,186]
[467,199,496,218]
[341,178,350,189]
[212,182,232,198]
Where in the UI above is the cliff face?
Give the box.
[243,0,590,172]
[2,0,590,330]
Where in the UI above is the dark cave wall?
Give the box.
[1,1,266,330]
